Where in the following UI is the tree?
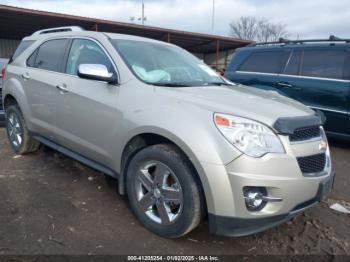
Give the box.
[229,16,258,40]
[229,16,289,42]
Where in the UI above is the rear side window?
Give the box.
[30,39,69,72]
[9,40,35,63]
[283,50,301,75]
[301,49,346,80]
[239,51,289,74]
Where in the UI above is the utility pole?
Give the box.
[133,0,147,25]
[142,0,145,26]
[211,0,215,34]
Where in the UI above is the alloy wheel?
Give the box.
[135,161,183,225]
[7,112,23,148]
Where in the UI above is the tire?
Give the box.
[5,104,40,154]
[126,143,205,238]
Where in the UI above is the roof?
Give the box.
[24,30,189,55]
[236,42,350,52]
[25,28,178,47]
[0,5,251,54]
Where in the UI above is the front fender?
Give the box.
[115,102,242,214]
[118,102,241,169]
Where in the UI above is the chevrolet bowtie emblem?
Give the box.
[319,141,327,151]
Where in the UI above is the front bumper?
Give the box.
[208,172,334,236]
[199,133,333,237]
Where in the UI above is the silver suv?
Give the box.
[2,27,334,238]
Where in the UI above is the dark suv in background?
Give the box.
[225,36,350,139]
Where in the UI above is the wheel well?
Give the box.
[4,95,18,110]
[119,133,205,201]
[120,134,172,194]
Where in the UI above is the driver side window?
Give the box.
[66,39,114,75]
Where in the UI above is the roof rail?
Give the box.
[32,26,84,36]
[248,35,350,47]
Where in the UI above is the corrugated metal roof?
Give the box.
[0,4,251,54]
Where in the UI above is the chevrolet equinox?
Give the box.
[2,26,334,238]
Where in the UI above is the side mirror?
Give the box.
[78,64,118,85]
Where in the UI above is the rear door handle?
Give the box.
[56,84,69,93]
[21,73,30,80]
[277,82,293,88]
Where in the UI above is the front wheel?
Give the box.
[126,144,205,238]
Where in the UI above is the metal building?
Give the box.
[0,5,251,71]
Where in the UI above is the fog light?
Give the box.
[243,187,267,211]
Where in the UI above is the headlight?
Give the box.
[214,113,285,157]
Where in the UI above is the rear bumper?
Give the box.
[208,172,335,237]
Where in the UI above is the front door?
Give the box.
[233,50,290,93]
[277,47,350,135]
[54,38,120,167]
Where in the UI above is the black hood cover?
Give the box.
[273,110,326,135]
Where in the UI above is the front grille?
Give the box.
[289,126,321,142]
[297,153,326,174]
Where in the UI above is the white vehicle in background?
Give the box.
[0,57,9,125]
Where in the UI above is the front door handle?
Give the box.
[21,73,30,80]
[277,82,293,88]
[56,84,69,93]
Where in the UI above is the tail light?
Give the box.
[1,67,5,81]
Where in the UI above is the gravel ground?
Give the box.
[0,127,349,255]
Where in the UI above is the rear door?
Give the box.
[23,38,71,139]
[277,47,350,135]
[228,50,290,93]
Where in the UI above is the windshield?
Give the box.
[111,39,225,86]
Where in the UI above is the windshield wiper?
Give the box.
[203,81,235,86]
[151,82,192,87]
[151,81,235,87]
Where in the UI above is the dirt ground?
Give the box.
[0,127,349,256]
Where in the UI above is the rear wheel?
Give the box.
[126,144,204,238]
[5,105,40,154]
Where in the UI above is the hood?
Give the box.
[157,84,314,127]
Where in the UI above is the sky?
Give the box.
[1,0,349,39]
